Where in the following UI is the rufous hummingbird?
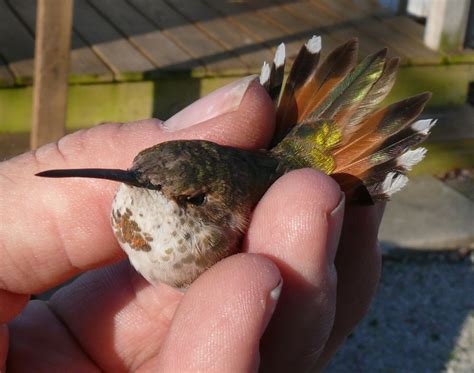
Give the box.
[37,36,435,288]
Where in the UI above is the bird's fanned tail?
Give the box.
[260,36,435,202]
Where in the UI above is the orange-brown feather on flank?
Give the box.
[261,35,436,203]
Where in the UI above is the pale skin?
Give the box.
[0,82,383,371]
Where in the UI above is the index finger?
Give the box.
[0,80,275,298]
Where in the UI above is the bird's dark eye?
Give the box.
[186,193,207,206]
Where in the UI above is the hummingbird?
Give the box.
[37,36,435,288]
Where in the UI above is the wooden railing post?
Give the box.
[424,0,471,52]
[31,0,73,149]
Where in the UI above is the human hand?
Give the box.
[0,77,383,371]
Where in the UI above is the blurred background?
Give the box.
[0,0,473,371]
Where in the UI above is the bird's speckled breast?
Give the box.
[111,183,234,288]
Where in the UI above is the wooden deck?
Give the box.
[1,0,473,87]
[1,0,473,137]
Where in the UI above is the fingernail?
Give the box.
[163,75,258,131]
[261,278,283,333]
[327,192,345,263]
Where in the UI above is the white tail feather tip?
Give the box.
[260,61,270,85]
[411,119,437,135]
[397,147,427,171]
[306,35,322,53]
[274,43,286,67]
[382,172,409,196]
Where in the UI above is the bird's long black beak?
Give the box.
[36,168,144,188]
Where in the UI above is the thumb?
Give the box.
[146,254,282,372]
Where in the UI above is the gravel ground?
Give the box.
[326,253,474,372]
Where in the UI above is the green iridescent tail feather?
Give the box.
[260,36,435,202]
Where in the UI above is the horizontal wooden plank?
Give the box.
[384,15,474,63]
[239,1,322,59]
[130,0,248,74]
[314,0,441,64]
[283,0,440,64]
[205,0,289,46]
[165,0,272,70]
[383,15,426,40]
[73,0,155,79]
[345,0,393,16]
[312,0,373,20]
[314,0,399,57]
[274,0,350,58]
[88,0,199,72]
[251,2,314,34]
[205,0,306,64]
[356,17,441,64]
[0,0,35,83]
[381,15,442,61]
[8,0,113,82]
